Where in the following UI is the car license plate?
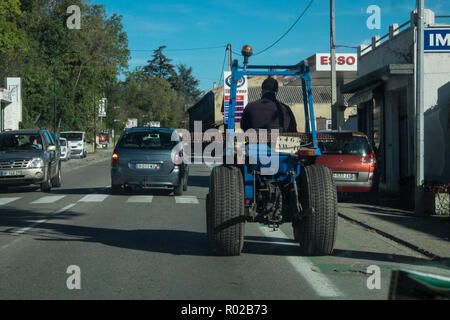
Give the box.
[135,163,159,170]
[333,173,356,180]
[1,170,23,177]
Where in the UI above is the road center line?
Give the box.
[258,226,343,298]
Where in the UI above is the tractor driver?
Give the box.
[241,77,297,133]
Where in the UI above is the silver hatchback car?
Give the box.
[111,127,188,195]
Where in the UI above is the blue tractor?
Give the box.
[206,45,338,256]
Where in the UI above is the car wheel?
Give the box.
[111,184,121,195]
[174,183,183,196]
[51,165,62,187]
[183,175,188,191]
[40,168,52,192]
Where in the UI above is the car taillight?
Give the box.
[112,151,119,166]
[172,151,183,166]
[369,153,376,167]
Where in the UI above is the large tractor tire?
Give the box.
[207,166,245,256]
[295,164,337,256]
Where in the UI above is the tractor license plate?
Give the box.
[135,163,159,170]
[333,173,356,180]
[1,170,23,177]
[275,136,302,153]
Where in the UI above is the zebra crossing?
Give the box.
[0,194,201,206]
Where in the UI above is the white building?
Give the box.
[1,78,22,131]
[342,9,450,205]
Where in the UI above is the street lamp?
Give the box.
[51,51,79,133]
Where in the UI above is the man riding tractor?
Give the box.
[241,77,297,133]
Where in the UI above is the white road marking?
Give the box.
[78,194,109,202]
[175,196,199,204]
[258,226,343,298]
[11,203,77,237]
[31,195,66,204]
[0,197,21,205]
[127,196,153,203]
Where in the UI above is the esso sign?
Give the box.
[225,75,246,88]
[315,53,357,71]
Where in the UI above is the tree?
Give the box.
[143,46,176,80]
[0,0,28,77]
[173,64,202,103]
[121,70,184,128]
[12,0,130,133]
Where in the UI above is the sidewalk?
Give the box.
[338,200,450,263]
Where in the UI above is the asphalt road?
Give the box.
[0,158,447,300]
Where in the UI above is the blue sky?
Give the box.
[92,0,448,92]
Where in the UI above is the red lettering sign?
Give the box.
[320,56,329,65]
[346,56,356,65]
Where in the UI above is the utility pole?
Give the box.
[93,95,97,153]
[53,64,57,133]
[330,0,338,130]
[415,0,425,214]
[227,43,232,71]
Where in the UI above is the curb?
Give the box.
[338,212,442,261]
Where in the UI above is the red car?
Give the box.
[315,131,376,193]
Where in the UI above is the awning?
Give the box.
[347,82,383,106]
[341,64,414,94]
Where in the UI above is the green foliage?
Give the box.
[1,0,201,135]
[113,70,184,129]
[143,46,176,80]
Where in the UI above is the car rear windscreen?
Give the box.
[318,136,371,155]
[61,133,83,141]
[119,131,177,149]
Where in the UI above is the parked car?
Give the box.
[59,137,71,161]
[0,129,62,191]
[315,131,376,193]
[111,127,188,195]
[60,131,87,158]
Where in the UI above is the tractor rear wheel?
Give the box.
[296,164,337,256]
[207,166,245,256]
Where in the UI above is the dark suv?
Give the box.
[0,129,62,192]
[111,127,188,195]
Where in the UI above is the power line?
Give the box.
[218,47,228,86]
[130,45,226,53]
[253,0,315,56]
[232,50,242,57]
[335,44,359,49]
